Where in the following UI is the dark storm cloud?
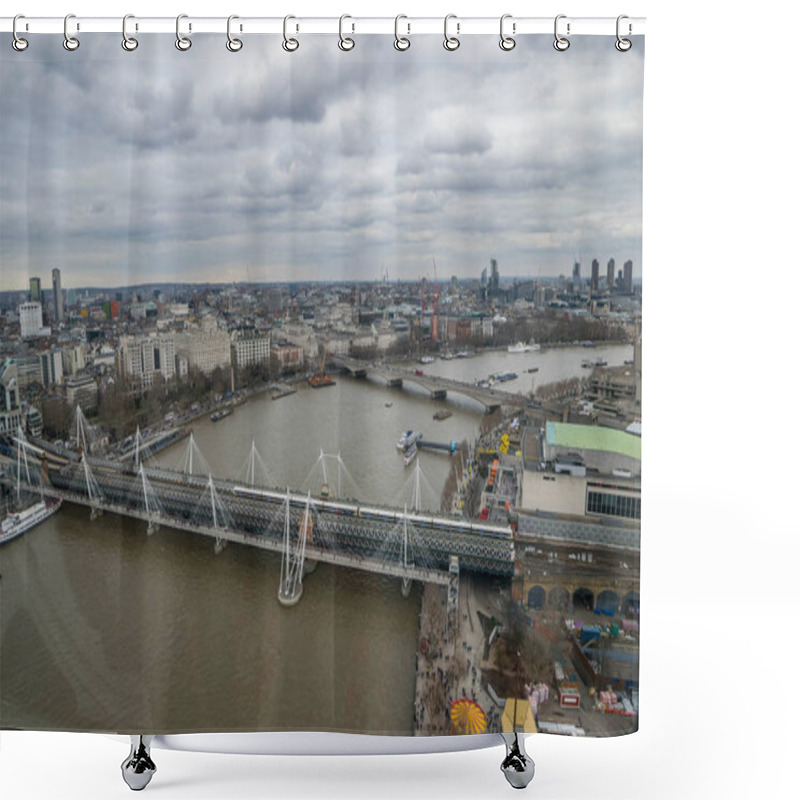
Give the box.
[0,33,643,287]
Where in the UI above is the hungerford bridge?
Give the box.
[4,429,514,607]
[331,356,527,411]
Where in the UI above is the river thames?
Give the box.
[0,343,630,733]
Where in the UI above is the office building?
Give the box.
[19,301,44,339]
[623,260,633,294]
[52,268,64,322]
[607,259,615,289]
[29,277,42,302]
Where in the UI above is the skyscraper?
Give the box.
[607,259,615,289]
[52,268,63,322]
[572,261,581,290]
[29,277,41,303]
[623,260,633,294]
[591,259,600,292]
[489,259,500,293]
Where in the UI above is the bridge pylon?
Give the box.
[81,454,104,519]
[138,464,162,534]
[278,490,311,607]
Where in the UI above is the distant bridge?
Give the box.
[331,356,527,411]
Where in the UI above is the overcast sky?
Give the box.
[0,33,643,290]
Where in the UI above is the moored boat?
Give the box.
[396,430,423,450]
[403,443,418,467]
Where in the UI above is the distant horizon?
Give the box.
[0,272,643,298]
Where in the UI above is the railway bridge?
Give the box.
[4,446,515,607]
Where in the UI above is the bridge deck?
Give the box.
[332,356,527,408]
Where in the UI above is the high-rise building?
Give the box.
[591,259,600,292]
[19,301,44,339]
[607,259,615,289]
[623,260,633,294]
[572,261,581,289]
[489,259,500,293]
[52,268,63,322]
[29,277,41,302]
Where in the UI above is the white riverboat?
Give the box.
[1,496,62,546]
[508,341,541,353]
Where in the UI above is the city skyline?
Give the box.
[0,34,643,289]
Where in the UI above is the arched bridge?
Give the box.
[331,356,527,411]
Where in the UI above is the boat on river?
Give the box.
[396,430,423,450]
[403,443,418,467]
[508,341,540,353]
[1,496,62,546]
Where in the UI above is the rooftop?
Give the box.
[546,421,641,462]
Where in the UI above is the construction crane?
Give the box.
[308,333,336,389]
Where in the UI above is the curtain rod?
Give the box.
[0,16,645,37]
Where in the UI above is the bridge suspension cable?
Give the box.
[137,464,164,534]
[81,454,104,519]
[278,490,311,606]
[179,432,212,477]
[238,439,272,487]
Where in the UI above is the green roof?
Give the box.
[546,421,641,461]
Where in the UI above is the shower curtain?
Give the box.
[0,24,643,741]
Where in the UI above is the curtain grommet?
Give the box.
[122,14,138,51]
[63,13,80,51]
[226,15,243,52]
[443,14,460,51]
[282,15,299,52]
[554,15,570,51]
[499,14,516,51]
[338,14,355,51]
[175,14,192,51]
[615,15,632,51]
[12,15,29,51]
[394,15,410,51]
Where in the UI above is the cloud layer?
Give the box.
[0,33,644,288]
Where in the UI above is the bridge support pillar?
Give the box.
[401,577,412,597]
[353,369,367,378]
[485,404,500,414]
[278,582,304,607]
[432,390,447,401]
[389,378,403,388]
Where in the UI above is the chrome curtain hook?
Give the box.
[615,15,632,51]
[122,14,138,51]
[443,14,460,51]
[12,14,29,52]
[227,15,243,52]
[283,15,299,52]
[176,14,192,51]
[338,14,354,51]
[499,14,515,51]
[63,13,79,51]
[553,14,570,51]
[394,14,410,51]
